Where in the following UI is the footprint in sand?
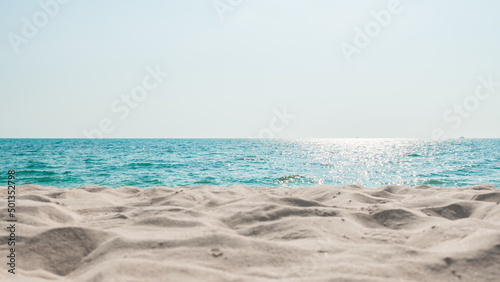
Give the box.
[210,248,223,258]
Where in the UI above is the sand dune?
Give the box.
[1,184,500,281]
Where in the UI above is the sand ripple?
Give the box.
[1,184,500,281]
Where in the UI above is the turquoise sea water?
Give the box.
[1,139,499,188]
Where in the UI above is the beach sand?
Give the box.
[1,184,500,281]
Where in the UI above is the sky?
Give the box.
[1,0,499,138]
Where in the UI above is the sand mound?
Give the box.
[1,184,499,281]
[24,227,110,276]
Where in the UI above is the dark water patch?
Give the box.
[194,178,218,185]
[407,154,421,157]
[422,179,445,185]
[18,170,57,176]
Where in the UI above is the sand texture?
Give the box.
[1,184,500,281]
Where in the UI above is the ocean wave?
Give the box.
[194,179,218,185]
[275,175,323,185]
[407,154,421,157]
[422,179,445,185]
[18,170,57,176]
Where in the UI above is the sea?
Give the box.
[1,138,499,188]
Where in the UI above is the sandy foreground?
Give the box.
[1,184,500,281]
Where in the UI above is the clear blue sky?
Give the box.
[1,0,499,138]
